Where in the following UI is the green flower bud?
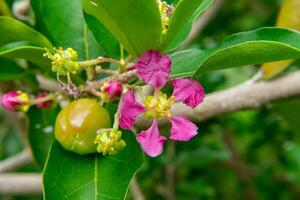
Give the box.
[44,47,80,76]
[95,129,126,156]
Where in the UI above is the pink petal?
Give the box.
[120,91,145,130]
[103,81,122,100]
[172,78,205,108]
[170,115,198,141]
[1,91,24,111]
[136,120,167,157]
[135,50,171,88]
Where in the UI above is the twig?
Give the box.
[223,133,258,200]
[0,150,33,173]
[130,176,145,200]
[165,142,176,200]
[84,70,138,91]
[0,173,42,195]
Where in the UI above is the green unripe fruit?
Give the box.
[55,98,111,155]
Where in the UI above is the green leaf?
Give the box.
[160,0,212,50]
[171,28,300,78]
[164,0,213,52]
[84,12,120,58]
[82,0,162,57]
[28,106,60,168]
[273,98,300,135]
[0,58,25,81]
[43,132,144,199]
[31,0,103,60]
[0,17,52,69]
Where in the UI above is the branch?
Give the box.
[0,150,33,173]
[136,71,300,127]
[223,133,258,200]
[130,177,145,200]
[0,173,42,195]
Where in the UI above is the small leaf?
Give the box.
[160,0,212,50]
[0,17,51,69]
[84,12,120,58]
[171,28,300,78]
[82,0,162,56]
[31,0,103,60]
[261,0,300,79]
[43,132,144,200]
[163,0,214,52]
[28,106,60,168]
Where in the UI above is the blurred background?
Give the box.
[1,0,300,199]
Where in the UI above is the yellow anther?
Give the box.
[144,92,174,119]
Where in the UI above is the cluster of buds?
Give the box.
[1,91,55,112]
[44,47,79,76]
[157,0,174,35]
[95,129,126,155]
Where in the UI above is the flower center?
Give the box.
[144,92,175,119]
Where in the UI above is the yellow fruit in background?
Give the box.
[262,0,300,79]
[55,98,111,155]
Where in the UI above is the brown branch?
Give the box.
[165,142,176,200]
[0,173,42,195]
[0,150,33,173]
[130,177,145,200]
[223,133,258,200]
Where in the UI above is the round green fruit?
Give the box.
[55,98,111,155]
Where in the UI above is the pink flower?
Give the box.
[135,50,171,88]
[170,115,198,141]
[101,81,122,101]
[122,51,206,157]
[120,91,145,130]
[36,93,53,108]
[136,120,167,157]
[1,91,30,112]
[172,78,205,108]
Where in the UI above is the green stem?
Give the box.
[0,0,12,16]
[83,24,95,80]
[79,57,120,68]
[30,94,57,106]
[113,92,123,129]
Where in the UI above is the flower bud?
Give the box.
[1,91,30,112]
[35,93,53,108]
[100,81,122,102]
[44,47,79,75]
[95,129,126,155]
[157,0,174,35]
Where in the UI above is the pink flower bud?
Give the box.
[101,81,122,102]
[1,91,30,112]
[36,93,53,108]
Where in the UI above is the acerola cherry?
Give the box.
[55,98,111,155]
